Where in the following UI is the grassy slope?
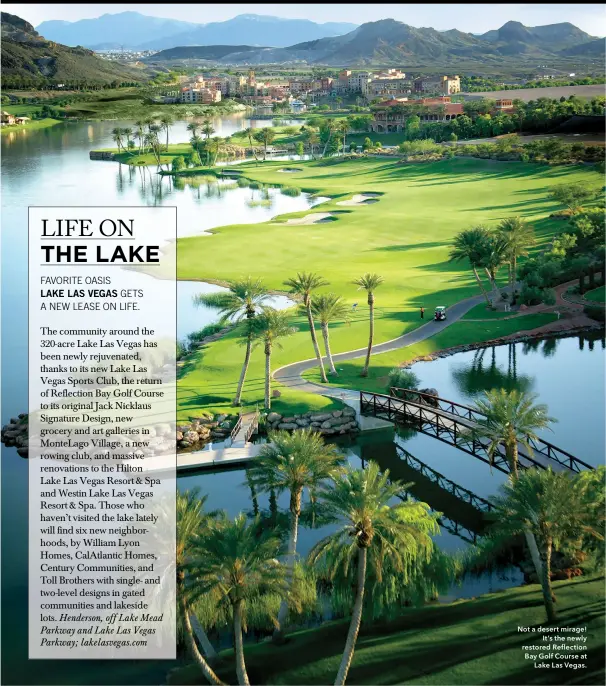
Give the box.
[585,286,605,303]
[174,158,601,419]
[169,576,605,686]
[0,118,61,135]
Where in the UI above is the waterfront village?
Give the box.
[156,68,469,124]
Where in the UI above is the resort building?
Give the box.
[180,87,222,104]
[369,96,464,132]
[1,111,16,125]
[414,75,461,95]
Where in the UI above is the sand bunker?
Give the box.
[336,193,381,206]
[277,168,302,173]
[285,213,334,225]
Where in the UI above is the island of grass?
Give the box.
[169,575,605,685]
[173,156,602,420]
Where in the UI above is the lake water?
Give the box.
[1,116,604,685]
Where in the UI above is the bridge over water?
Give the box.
[360,388,594,475]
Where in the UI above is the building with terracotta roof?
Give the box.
[369,97,464,132]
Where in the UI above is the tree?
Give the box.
[482,468,604,622]
[111,127,124,153]
[253,127,276,161]
[194,277,270,406]
[449,227,492,305]
[295,141,304,157]
[189,514,287,685]
[249,308,296,409]
[160,114,174,151]
[134,119,145,154]
[337,119,350,153]
[172,155,186,173]
[470,388,556,583]
[248,429,344,643]
[187,121,201,138]
[362,137,373,152]
[243,127,259,162]
[550,183,595,213]
[321,119,338,157]
[284,272,329,383]
[309,462,439,686]
[496,217,536,293]
[482,232,509,296]
[353,273,384,378]
[311,293,350,375]
[201,120,215,140]
[177,490,224,685]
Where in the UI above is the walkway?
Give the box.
[274,293,486,400]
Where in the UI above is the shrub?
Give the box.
[387,368,420,393]
[187,323,225,346]
[248,181,263,190]
[281,186,301,197]
[584,304,605,322]
[237,176,249,187]
[171,156,185,172]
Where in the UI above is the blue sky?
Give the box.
[5,3,606,35]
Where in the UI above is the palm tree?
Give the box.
[321,119,338,157]
[496,217,536,294]
[284,272,329,383]
[483,468,604,622]
[209,136,223,166]
[160,114,174,151]
[305,130,320,159]
[253,127,276,161]
[111,127,124,153]
[177,490,224,685]
[194,278,271,406]
[134,120,145,154]
[243,127,259,162]
[187,121,201,138]
[249,308,296,409]
[248,429,345,643]
[337,119,350,153]
[353,273,384,378]
[121,127,134,155]
[143,116,156,133]
[482,232,509,298]
[311,293,350,375]
[189,515,287,686]
[470,388,557,585]
[309,462,439,686]
[201,120,215,140]
[449,227,491,305]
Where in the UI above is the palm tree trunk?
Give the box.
[264,346,271,410]
[334,546,367,686]
[484,267,498,300]
[189,612,219,663]
[233,601,250,686]
[322,323,337,375]
[274,490,301,644]
[361,297,374,378]
[180,593,224,685]
[322,129,332,157]
[472,266,491,305]
[233,337,252,406]
[540,537,557,622]
[306,303,328,383]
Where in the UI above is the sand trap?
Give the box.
[277,168,302,173]
[285,213,334,225]
[337,193,381,206]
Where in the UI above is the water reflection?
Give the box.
[450,343,534,397]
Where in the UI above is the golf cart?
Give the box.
[434,306,447,321]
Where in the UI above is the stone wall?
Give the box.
[266,407,359,436]
[89,151,116,161]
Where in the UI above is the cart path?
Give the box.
[274,293,486,401]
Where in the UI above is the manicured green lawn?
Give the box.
[173,157,600,419]
[462,302,520,319]
[584,286,605,303]
[169,575,605,685]
[0,118,62,135]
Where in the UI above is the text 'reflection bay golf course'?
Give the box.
[175,157,601,419]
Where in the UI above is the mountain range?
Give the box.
[1,12,145,85]
[145,18,604,66]
[35,12,358,50]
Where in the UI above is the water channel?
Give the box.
[1,116,604,685]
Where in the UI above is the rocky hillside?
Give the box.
[1,12,147,87]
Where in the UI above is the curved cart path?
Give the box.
[274,293,486,403]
